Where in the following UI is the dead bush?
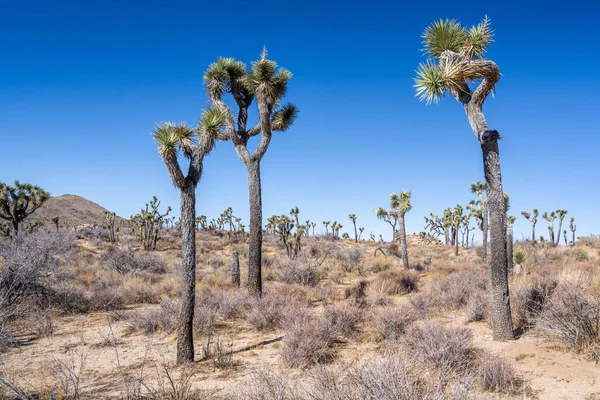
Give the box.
[536,284,600,360]
[371,270,420,296]
[404,322,474,381]
[423,271,485,311]
[372,304,418,341]
[125,301,178,334]
[277,257,321,286]
[466,290,489,323]
[280,311,337,368]
[322,303,362,337]
[246,294,288,331]
[511,276,557,330]
[132,252,167,273]
[100,246,135,273]
[476,352,522,394]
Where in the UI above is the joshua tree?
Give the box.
[358,227,364,240]
[204,49,298,297]
[555,210,568,246]
[290,206,300,227]
[0,181,50,237]
[378,191,412,268]
[542,211,556,245]
[450,204,464,256]
[341,232,350,240]
[415,17,513,339]
[330,221,342,239]
[507,216,515,271]
[470,181,488,266]
[348,214,358,242]
[323,221,331,235]
[424,212,447,243]
[521,209,539,243]
[105,211,117,242]
[130,196,171,251]
[569,217,576,244]
[268,214,295,258]
[563,230,568,246]
[376,208,398,239]
[152,110,225,364]
[196,215,207,230]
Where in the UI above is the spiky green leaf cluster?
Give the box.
[152,122,196,159]
[271,103,298,131]
[414,16,495,104]
[244,59,292,104]
[204,58,247,99]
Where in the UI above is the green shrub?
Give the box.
[514,251,525,265]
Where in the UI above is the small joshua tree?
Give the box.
[268,214,295,259]
[105,211,117,242]
[290,206,300,227]
[348,213,358,242]
[378,191,412,268]
[555,209,568,246]
[0,181,50,237]
[196,215,207,230]
[521,209,539,243]
[563,230,568,246]
[569,217,576,244]
[450,204,464,256]
[542,211,557,245]
[131,197,171,251]
[358,227,364,241]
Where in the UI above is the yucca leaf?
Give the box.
[414,62,447,104]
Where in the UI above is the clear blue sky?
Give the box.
[1,0,598,242]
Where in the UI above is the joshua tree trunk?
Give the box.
[531,222,536,243]
[352,221,358,243]
[454,225,459,256]
[481,207,488,267]
[247,160,263,297]
[479,130,513,340]
[177,184,196,364]
[555,219,564,246]
[398,214,409,268]
[507,226,513,272]
[231,251,240,288]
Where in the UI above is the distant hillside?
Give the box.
[29,194,127,229]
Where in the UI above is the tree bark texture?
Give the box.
[398,215,409,269]
[480,131,514,340]
[507,227,514,272]
[177,184,196,363]
[247,160,263,297]
[231,251,240,288]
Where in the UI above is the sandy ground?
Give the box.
[2,304,599,399]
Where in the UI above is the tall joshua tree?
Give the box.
[152,112,226,364]
[521,209,538,243]
[0,181,50,237]
[204,49,298,297]
[348,213,358,242]
[377,191,412,268]
[415,17,513,340]
[555,210,568,246]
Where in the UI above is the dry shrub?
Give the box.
[466,290,489,323]
[144,363,212,400]
[246,293,290,331]
[276,257,322,286]
[423,271,486,311]
[404,322,474,381]
[344,280,368,305]
[322,303,362,337]
[372,304,419,341]
[511,275,557,330]
[280,311,337,368]
[335,247,364,274]
[307,353,440,400]
[101,246,135,273]
[370,270,420,296]
[476,352,522,394]
[206,255,225,269]
[565,247,590,262]
[226,369,299,400]
[536,283,600,360]
[367,255,394,273]
[125,301,178,334]
[132,252,167,273]
[577,235,600,249]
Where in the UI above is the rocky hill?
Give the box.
[29,194,126,230]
